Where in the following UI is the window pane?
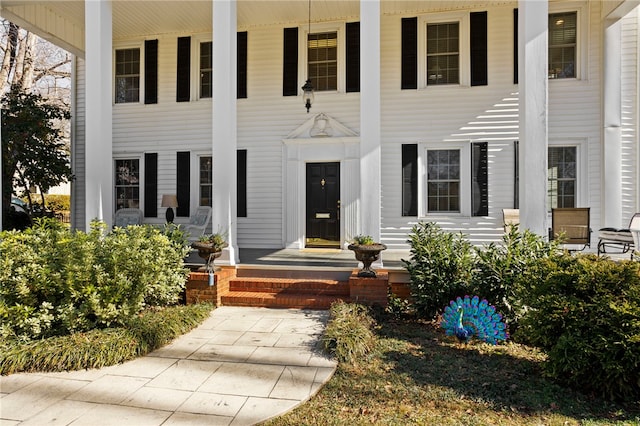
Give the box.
[199,156,212,207]
[308,32,337,91]
[548,12,577,79]
[115,159,140,210]
[115,48,140,103]
[427,149,460,212]
[426,22,459,85]
[548,146,576,209]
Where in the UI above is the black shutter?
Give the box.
[144,40,158,104]
[237,31,248,99]
[283,27,298,96]
[470,12,488,86]
[176,151,190,217]
[144,153,158,217]
[472,142,489,217]
[401,17,418,90]
[346,22,360,93]
[402,144,418,216]
[176,37,191,102]
[237,150,247,217]
[513,9,518,84]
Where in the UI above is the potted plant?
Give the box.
[347,235,387,278]
[191,232,228,272]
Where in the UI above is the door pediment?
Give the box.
[285,113,358,140]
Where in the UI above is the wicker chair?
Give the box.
[114,208,143,227]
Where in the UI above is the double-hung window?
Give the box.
[200,42,213,98]
[115,48,140,103]
[426,22,459,85]
[199,156,212,207]
[427,149,461,212]
[308,32,338,91]
[548,12,577,79]
[115,159,140,210]
[548,146,577,208]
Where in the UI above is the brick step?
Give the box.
[221,291,349,310]
[229,277,350,296]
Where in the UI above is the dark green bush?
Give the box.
[0,219,190,341]
[518,254,640,402]
[403,222,475,319]
[471,225,560,333]
[0,303,213,374]
[323,301,376,363]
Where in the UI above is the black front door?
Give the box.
[306,162,340,248]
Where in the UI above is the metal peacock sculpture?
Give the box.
[441,295,508,344]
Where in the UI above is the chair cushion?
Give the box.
[598,230,634,244]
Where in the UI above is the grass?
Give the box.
[0,303,213,374]
[268,312,640,426]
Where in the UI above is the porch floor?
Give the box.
[186,248,411,271]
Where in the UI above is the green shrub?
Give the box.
[0,219,189,341]
[471,226,560,332]
[0,303,213,374]
[403,222,475,319]
[518,254,640,402]
[323,301,376,363]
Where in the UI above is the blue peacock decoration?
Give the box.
[441,295,508,344]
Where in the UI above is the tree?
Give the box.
[1,86,72,225]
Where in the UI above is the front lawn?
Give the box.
[268,314,639,425]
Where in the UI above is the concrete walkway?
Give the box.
[0,307,337,426]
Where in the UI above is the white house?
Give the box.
[1,0,638,266]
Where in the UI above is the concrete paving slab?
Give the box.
[147,359,222,392]
[177,391,247,417]
[69,403,171,426]
[0,307,337,425]
[67,375,149,404]
[147,337,207,359]
[0,377,88,421]
[199,363,284,397]
[163,411,232,426]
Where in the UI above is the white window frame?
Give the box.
[113,154,144,211]
[299,21,346,94]
[419,141,472,217]
[547,138,587,212]
[113,42,144,105]
[418,11,470,89]
[548,1,588,81]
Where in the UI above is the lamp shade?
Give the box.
[161,194,178,208]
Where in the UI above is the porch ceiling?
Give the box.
[1,0,518,41]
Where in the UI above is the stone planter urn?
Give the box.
[347,243,387,278]
[191,241,227,272]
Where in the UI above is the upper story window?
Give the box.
[548,12,577,79]
[115,159,140,210]
[115,48,140,103]
[200,42,213,98]
[426,22,459,85]
[199,156,212,207]
[548,146,576,208]
[308,32,337,91]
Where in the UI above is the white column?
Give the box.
[360,0,381,242]
[518,0,548,237]
[212,0,238,264]
[84,0,113,230]
[603,19,622,228]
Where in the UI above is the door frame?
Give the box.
[282,136,360,249]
